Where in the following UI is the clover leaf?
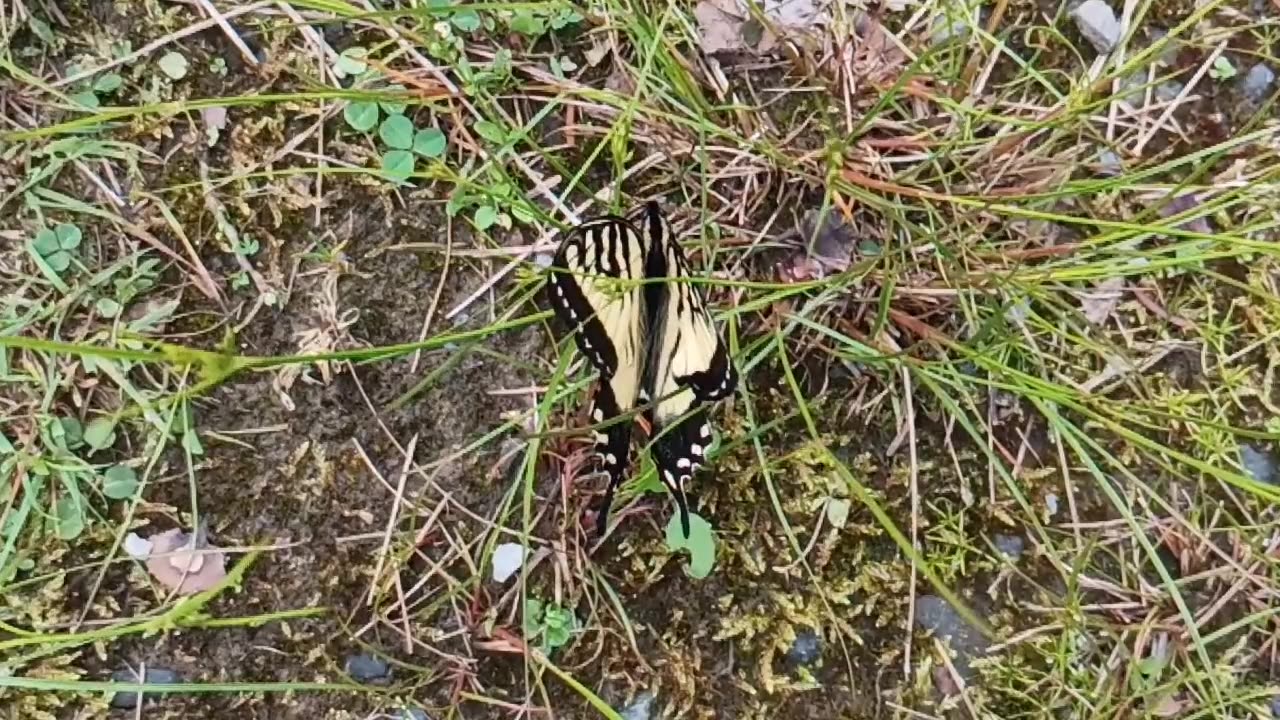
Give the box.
[665,511,716,578]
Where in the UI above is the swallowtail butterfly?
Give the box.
[545,201,737,538]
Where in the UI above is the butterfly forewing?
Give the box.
[545,216,652,532]
[632,202,738,538]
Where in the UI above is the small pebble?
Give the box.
[930,13,973,46]
[786,628,822,666]
[1097,149,1122,176]
[1071,0,1121,54]
[1044,492,1059,518]
[123,532,153,559]
[109,667,179,709]
[620,690,656,720]
[394,710,431,720]
[1117,70,1146,99]
[344,653,391,684]
[994,534,1025,560]
[1241,444,1277,485]
[1270,694,1280,718]
[491,542,525,583]
[1155,81,1183,103]
[1242,63,1276,104]
[914,596,989,681]
[1147,29,1181,67]
[1005,298,1030,325]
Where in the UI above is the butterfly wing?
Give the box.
[545,215,652,533]
[631,202,738,538]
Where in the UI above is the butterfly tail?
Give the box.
[651,406,712,539]
[655,463,693,539]
[590,384,633,537]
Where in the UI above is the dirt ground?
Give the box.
[5,1,1280,719]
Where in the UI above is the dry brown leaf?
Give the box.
[694,0,750,54]
[762,0,826,30]
[1149,693,1187,718]
[144,527,227,595]
[584,36,610,67]
[605,60,636,95]
[778,208,857,281]
[1078,276,1126,325]
[1155,192,1213,235]
[854,12,908,82]
[693,0,831,55]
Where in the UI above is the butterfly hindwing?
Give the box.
[587,379,637,534]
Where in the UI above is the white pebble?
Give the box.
[124,532,153,559]
[1071,0,1121,54]
[491,542,525,583]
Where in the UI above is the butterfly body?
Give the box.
[546,201,737,538]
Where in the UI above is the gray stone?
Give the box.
[1097,149,1122,176]
[1271,693,1280,718]
[344,653,391,684]
[1118,70,1147,99]
[1146,28,1180,67]
[620,691,656,720]
[1071,0,1121,54]
[1155,81,1183,103]
[394,710,431,720]
[109,667,179,709]
[994,534,1025,560]
[915,595,989,680]
[1241,444,1277,484]
[930,12,974,46]
[1243,63,1276,103]
[786,628,822,666]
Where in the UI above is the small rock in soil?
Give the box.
[1270,693,1280,718]
[344,653,391,684]
[1117,70,1146,99]
[930,11,975,46]
[1097,149,1122,176]
[110,667,179,709]
[1145,28,1180,67]
[1155,81,1184,103]
[786,628,822,666]
[1241,444,1277,484]
[1242,63,1276,104]
[1044,492,1060,518]
[1071,0,1121,54]
[394,709,432,720]
[620,690,656,720]
[915,595,989,682]
[994,534,1025,560]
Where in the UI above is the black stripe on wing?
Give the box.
[678,335,737,402]
[544,218,638,378]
